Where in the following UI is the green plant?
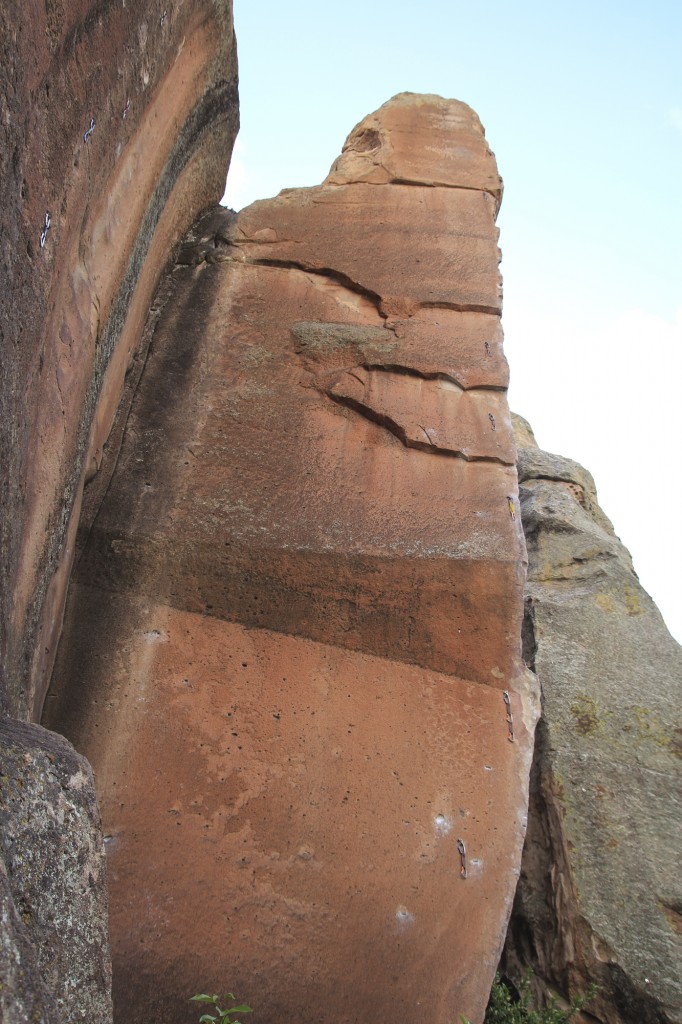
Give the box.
[191,993,252,1024]
[460,970,598,1024]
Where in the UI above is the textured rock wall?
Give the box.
[504,416,682,1024]
[0,0,238,720]
[0,719,112,1024]
[1,5,238,1020]
[46,95,538,1024]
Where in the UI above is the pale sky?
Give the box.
[223,0,682,642]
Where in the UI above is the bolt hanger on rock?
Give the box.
[457,838,468,879]
[503,689,515,743]
[83,117,95,143]
[39,211,51,248]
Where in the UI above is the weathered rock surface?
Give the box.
[0,0,238,720]
[0,719,112,1024]
[46,95,537,1024]
[504,415,682,1023]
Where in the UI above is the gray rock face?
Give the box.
[505,415,682,1024]
[0,859,60,1024]
[0,719,112,1024]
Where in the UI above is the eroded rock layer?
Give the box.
[0,0,238,720]
[505,417,682,1024]
[46,95,537,1024]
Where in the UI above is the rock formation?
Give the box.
[0,0,238,722]
[3,6,680,1020]
[0,719,111,1024]
[44,95,538,1024]
[504,416,682,1024]
[0,3,238,1020]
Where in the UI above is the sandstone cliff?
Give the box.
[1,3,238,1020]
[2,7,680,1020]
[0,0,238,722]
[45,94,538,1024]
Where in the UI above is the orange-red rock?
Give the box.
[0,0,238,720]
[327,92,503,205]
[46,95,537,1024]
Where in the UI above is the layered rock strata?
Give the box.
[0,0,238,720]
[505,416,682,1024]
[0,719,111,1024]
[46,95,538,1024]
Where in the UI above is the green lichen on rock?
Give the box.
[504,421,682,1024]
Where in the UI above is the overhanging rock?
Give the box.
[0,0,238,721]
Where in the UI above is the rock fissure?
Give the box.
[227,254,387,316]
[73,274,178,572]
[327,387,515,465]
[325,164,502,204]
[418,298,502,315]
[360,361,507,392]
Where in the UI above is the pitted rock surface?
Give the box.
[46,95,537,1024]
[504,415,682,1024]
[0,719,112,1024]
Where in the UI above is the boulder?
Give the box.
[45,95,538,1024]
[504,415,682,1023]
[0,718,112,1024]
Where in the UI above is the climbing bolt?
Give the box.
[503,689,515,743]
[457,838,468,879]
[39,211,51,249]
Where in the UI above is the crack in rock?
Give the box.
[327,366,515,465]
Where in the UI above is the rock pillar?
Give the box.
[46,94,537,1024]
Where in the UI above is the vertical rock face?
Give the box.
[505,416,682,1024]
[0,720,112,1024]
[0,0,238,720]
[46,95,537,1023]
[1,6,237,1020]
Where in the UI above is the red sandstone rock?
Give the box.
[0,0,238,720]
[327,93,503,208]
[46,96,537,1024]
[232,181,502,317]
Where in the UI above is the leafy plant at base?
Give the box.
[460,969,598,1024]
[191,993,252,1024]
